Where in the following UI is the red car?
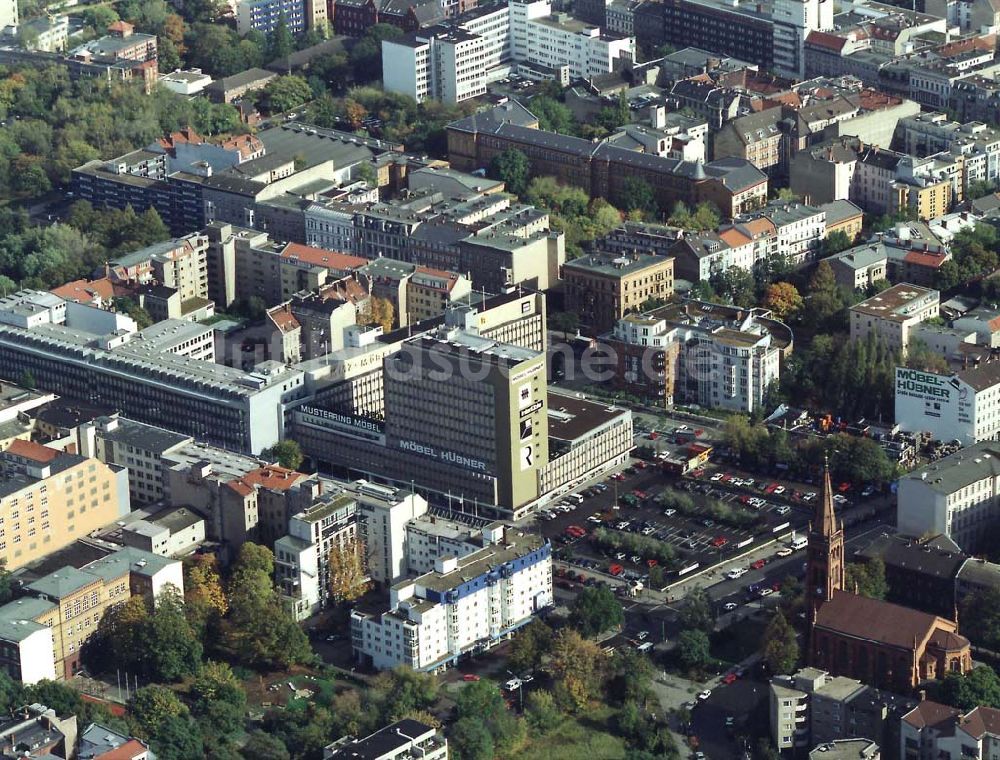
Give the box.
[463,674,481,682]
[647,431,659,440]
[764,483,779,494]
[722,673,738,685]
[751,559,766,570]
[691,468,706,478]
[712,536,729,548]
[609,563,624,576]
[739,495,750,504]
[838,482,852,493]
[647,559,659,568]
[633,490,648,499]
[635,461,647,470]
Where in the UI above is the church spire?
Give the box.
[816,455,837,537]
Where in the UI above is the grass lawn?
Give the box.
[511,706,627,760]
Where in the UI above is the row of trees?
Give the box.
[723,418,899,486]
[590,525,679,568]
[656,489,764,530]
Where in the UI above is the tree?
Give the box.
[129,685,188,736]
[369,667,439,723]
[607,647,654,706]
[489,148,531,197]
[960,587,1000,651]
[619,177,658,218]
[263,439,304,470]
[571,585,624,637]
[455,680,525,754]
[763,282,803,321]
[823,229,853,256]
[113,297,153,329]
[530,96,577,134]
[185,554,227,636]
[548,629,606,711]
[676,629,712,672]
[17,370,35,390]
[844,558,888,600]
[267,12,295,63]
[761,610,799,674]
[679,587,715,633]
[223,543,313,668]
[508,618,553,674]
[190,661,246,737]
[367,296,395,332]
[525,689,561,732]
[328,538,369,602]
[342,98,368,129]
[259,75,311,114]
[241,731,290,760]
[82,5,120,30]
[144,584,202,681]
[450,717,494,760]
[931,667,1000,710]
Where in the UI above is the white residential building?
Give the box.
[849,283,940,355]
[382,0,634,103]
[275,491,358,620]
[897,441,1000,552]
[900,701,1000,760]
[351,525,552,671]
[895,363,1000,445]
[354,482,429,586]
[324,719,448,760]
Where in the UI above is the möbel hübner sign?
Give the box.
[896,368,951,401]
[397,439,488,472]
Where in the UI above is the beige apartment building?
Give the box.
[563,253,675,332]
[0,440,130,572]
[849,283,940,355]
[0,546,182,681]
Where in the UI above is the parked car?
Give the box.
[723,602,738,611]
[697,690,712,701]
[463,674,481,682]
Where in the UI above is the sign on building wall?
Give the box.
[894,367,973,443]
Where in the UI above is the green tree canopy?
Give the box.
[676,629,712,672]
[761,610,799,674]
[571,585,624,637]
[489,148,531,197]
[844,558,888,600]
[263,439,304,470]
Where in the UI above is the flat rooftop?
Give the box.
[547,392,629,442]
[850,283,938,320]
[404,530,546,593]
[564,252,669,278]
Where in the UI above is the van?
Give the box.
[789,535,808,551]
[636,641,654,652]
[568,493,584,505]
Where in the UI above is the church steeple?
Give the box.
[807,456,845,620]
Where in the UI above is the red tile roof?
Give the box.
[961,706,1000,740]
[280,243,367,271]
[50,278,116,304]
[902,700,961,730]
[5,439,60,464]
[904,250,948,269]
[814,590,963,651]
[807,31,849,52]
[94,739,149,760]
[267,305,300,334]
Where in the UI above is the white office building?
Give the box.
[895,363,1000,445]
[382,0,634,103]
[897,441,1000,552]
[351,525,552,671]
[771,0,833,79]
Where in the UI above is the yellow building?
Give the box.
[891,180,951,221]
[0,546,183,681]
[0,440,129,572]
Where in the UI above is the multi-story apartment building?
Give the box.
[325,719,448,760]
[0,440,130,572]
[0,545,182,681]
[351,524,551,671]
[896,112,1000,187]
[562,253,675,332]
[826,244,890,290]
[606,300,791,412]
[771,667,916,755]
[275,490,358,619]
[236,0,307,34]
[70,21,157,66]
[897,441,1000,552]
[304,190,565,294]
[895,362,1000,446]
[849,283,940,355]
[0,293,306,454]
[901,701,1000,760]
[447,103,768,218]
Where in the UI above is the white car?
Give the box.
[642,526,655,536]
[710,473,723,482]
[505,678,522,691]
[759,588,774,597]
[664,509,677,517]
[833,494,848,504]
[697,690,712,701]
[775,505,791,516]
[630,555,642,564]
[803,492,817,502]
[615,552,627,560]
[723,602,738,611]
[773,485,785,495]
[726,568,747,580]
[776,548,793,558]
[521,674,535,684]
[637,631,649,640]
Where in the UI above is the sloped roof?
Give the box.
[814,590,960,650]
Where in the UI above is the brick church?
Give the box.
[807,462,972,693]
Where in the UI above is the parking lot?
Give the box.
[534,459,817,585]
